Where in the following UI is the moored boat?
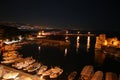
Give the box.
[42,69,52,77]
[3,71,19,79]
[68,71,77,80]
[91,71,103,80]
[1,57,23,64]
[79,65,94,80]
[2,51,18,57]
[37,65,48,75]
[21,57,36,69]
[26,62,41,72]
[2,54,22,61]
[12,56,34,69]
[49,66,63,78]
[105,72,118,80]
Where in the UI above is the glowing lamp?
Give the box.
[103,40,107,46]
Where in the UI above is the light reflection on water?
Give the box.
[64,48,68,56]
[87,35,90,52]
[76,36,80,53]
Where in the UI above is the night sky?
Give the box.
[0,0,119,30]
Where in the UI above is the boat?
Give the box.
[49,69,63,78]
[12,58,25,68]
[37,65,48,75]
[42,69,52,77]
[91,71,103,80]
[49,66,63,78]
[3,54,22,61]
[21,57,36,69]
[49,73,58,79]
[26,62,41,72]
[80,65,94,80]
[105,72,118,80]
[1,57,23,64]
[68,71,77,80]
[12,57,34,69]
[3,71,19,79]
[14,75,33,80]
[41,66,63,78]
[2,51,18,57]
[0,66,4,77]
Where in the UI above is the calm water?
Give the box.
[18,31,120,80]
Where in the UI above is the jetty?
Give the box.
[35,39,70,47]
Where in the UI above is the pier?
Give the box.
[38,30,96,37]
[60,33,95,36]
[35,39,70,47]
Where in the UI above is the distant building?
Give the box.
[95,34,106,49]
[95,34,120,61]
[95,34,120,49]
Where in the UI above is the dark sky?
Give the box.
[0,0,119,30]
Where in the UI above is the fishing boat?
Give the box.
[21,58,36,69]
[49,66,63,78]
[50,70,63,79]
[105,72,118,80]
[3,54,22,61]
[42,69,52,77]
[91,71,103,80]
[12,57,33,69]
[80,65,94,80]
[37,65,48,75]
[26,62,41,72]
[68,71,77,80]
[3,71,19,79]
[2,51,18,57]
[1,57,23,64]
[12,58,24,68]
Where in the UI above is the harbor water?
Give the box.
[17,31,120,80]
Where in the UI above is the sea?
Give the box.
[9,30,120,79]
